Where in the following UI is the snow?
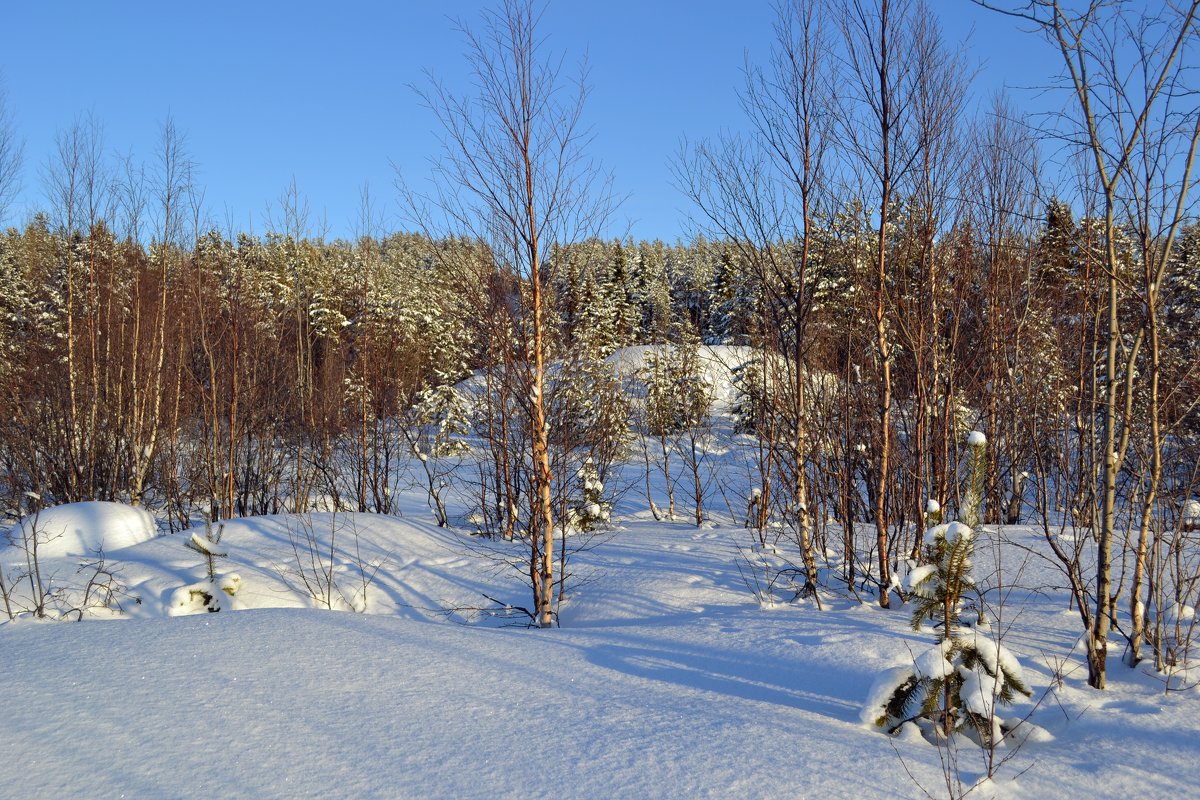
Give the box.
[1,349,1199,798]
[944,521,972,544]
[968,430,987,447]
[914,641,955,680]
[166,573,243,616]
[2,516,1194,798]
[861,664,921,727]
[188,531,223,555]
[1162,603,1196,629]
[3,500,157,559]
[605,344,757,411]
[926,520,973,547]
[905,563,937,596]
[960,663,1002,718]
[959,629,1026,688]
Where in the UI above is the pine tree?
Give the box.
[869,432,1031,744]
[171,516,242,614]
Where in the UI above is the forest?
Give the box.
[0,0,1198,707]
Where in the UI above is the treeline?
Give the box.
[1,192,1196,529]
[0,187,804,524]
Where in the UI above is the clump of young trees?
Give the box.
[870,433,1031,746]
[678,0,1200,691]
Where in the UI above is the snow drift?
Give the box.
[3,500,158,560]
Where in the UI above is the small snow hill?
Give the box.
[3,500,157,560]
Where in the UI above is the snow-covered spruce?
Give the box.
[173,517,242,614]
[865,629,1031,744]
[868,431,1031,745]
[567,457,610,534]
[1183,499,1200,532]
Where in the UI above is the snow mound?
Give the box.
[4,501,158,559]
[606,344,757,409]
[861,664,918,727]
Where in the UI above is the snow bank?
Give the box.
[4,501,158,559]
[606,344,758,409]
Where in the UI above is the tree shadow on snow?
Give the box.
[577,638,866,723]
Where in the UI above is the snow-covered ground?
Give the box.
[2,345,1198,798]
[3,500,157,559]
[2,509,1198,798]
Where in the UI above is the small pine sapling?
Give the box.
[169,516,241,615]
[907,520,976,639]
[868,432,1031,745]
[187,515,226,583]
[569,457,610,534]
[925,498,942,527]
[961,430,987,528]
[1183,499,1200,533]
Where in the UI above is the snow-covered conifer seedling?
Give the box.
[568,457,610,534]
[169,516,242,615]
[866,432,1032,746]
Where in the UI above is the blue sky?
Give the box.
[0,1,1058,240]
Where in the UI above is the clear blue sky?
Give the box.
[0,1,1058,240]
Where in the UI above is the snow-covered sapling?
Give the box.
[961,430,987,528]
[16,491,50,618]
[1183,499,1200,533]
[187,515,226,583]
[569,457,610,534]
[907,520,976,637]
[170,516,241,614]
[925,498,942,527]
[868,432,1031,744]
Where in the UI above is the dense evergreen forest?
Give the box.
[1,176,1197,522]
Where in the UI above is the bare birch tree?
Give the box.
[129,118,192,508]
[414,0,611,627]
[0,74,22,226]
[839,0,920,607]
[679,0,839,602]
